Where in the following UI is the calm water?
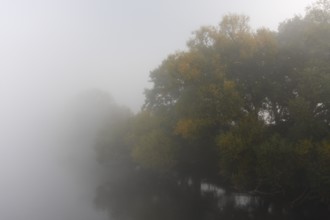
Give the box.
[95,167,330,220]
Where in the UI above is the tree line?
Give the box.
[96,0,330,207]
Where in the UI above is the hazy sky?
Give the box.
[0,0,314,112]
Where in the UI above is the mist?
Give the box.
[0,0,324,220]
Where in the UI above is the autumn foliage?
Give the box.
[97,0,330,205]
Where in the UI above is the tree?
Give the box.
[143,6,330,203]
[97,0,330,206]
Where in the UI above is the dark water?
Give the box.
[94,166,330,220]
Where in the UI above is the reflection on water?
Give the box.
[94,167,330,220]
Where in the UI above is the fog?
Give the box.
[0,0,315,220]
[0,0,312,111]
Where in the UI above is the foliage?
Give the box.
[130,111,179,173]
[96,0,330,205]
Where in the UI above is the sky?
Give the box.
[0,0,314,112]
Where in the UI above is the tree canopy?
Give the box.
[97,0,330,206]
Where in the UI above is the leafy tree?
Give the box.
[97,0,330,206]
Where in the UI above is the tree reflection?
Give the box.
[93,167,329,220]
